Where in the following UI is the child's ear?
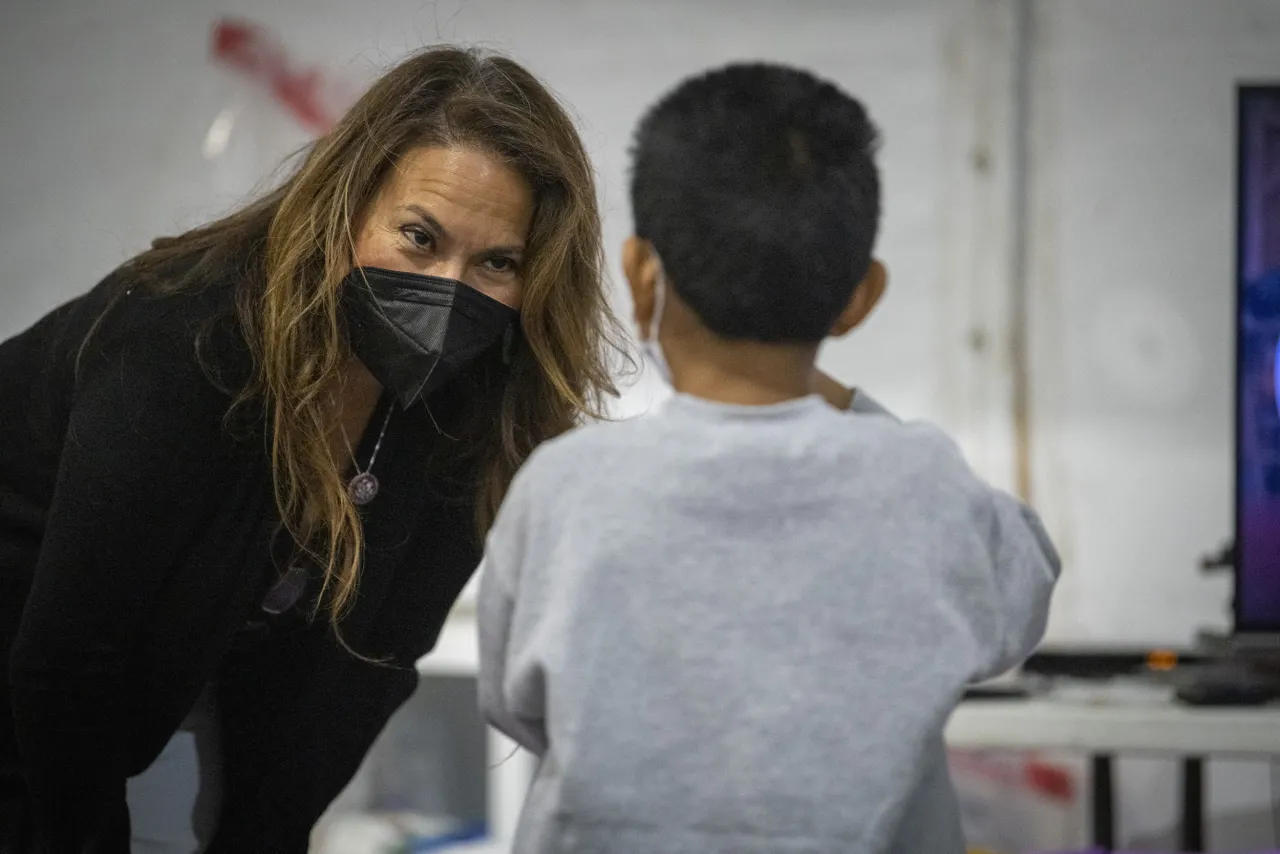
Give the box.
[622,236,661,340]
[830,259,887,338]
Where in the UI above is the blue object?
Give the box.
[405,821,489,852]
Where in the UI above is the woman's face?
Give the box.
[353,146,534,310]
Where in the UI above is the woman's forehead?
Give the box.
[380,146,533,246]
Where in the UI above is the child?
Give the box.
[477,63,1060,854]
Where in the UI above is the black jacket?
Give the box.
[0,267,483,852]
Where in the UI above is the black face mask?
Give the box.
[343,266,519,408]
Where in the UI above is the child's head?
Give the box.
[624,62,886,399]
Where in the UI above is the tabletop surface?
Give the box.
[946,681,1280,755]
[422,618,1280,756]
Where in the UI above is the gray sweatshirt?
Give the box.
[478,392,1060,854]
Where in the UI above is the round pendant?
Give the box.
[347,472,380,506]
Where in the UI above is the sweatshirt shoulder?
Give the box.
[507,416,656,496]
[843,408,965,463]
[535,415,655,464]
[840,412,988,500]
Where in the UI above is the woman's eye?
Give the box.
[402,226,433,249]
[486,256,518,274]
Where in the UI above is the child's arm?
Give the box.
[818,371,1060,680]
[476,474,549,756]
[972,487,1061,681]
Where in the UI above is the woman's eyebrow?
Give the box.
[402,205,447,238]
[483,243,526,257]
[402,204,525,255]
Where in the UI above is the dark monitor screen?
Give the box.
[1235,85,1280,632]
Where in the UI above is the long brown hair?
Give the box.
[115,46,622,624]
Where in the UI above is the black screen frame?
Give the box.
[1233,83,1280,634]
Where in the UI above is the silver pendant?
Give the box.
[348,471,380,506]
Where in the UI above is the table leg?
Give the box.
[1181,756,1205,852]
[1091,754,1115,849]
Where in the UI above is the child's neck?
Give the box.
[667,338,820,407]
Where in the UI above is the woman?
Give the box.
[0,46,620,853]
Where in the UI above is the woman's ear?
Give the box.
[830,259,888,338]
[622,236,661,340]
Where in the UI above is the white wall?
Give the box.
[1025,0,1280,645]
[1022,3,1280,848]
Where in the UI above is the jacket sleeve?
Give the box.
[847,388,1060,681]
[476,467,548,756]
[971,489,1061,681]
[8,301,241,853]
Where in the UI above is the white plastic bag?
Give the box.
[950,749,1083,854]
[200,17,365,202]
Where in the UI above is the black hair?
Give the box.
[630,63,880,342]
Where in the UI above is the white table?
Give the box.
[945,683,1280,850]
[419,623,1280,852]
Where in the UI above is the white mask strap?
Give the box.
[649,263,667,341]
[642,260,673,384]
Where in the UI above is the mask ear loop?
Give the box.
[423,323,514,443]
[649,263,667,343]
[424,402,459,442]
[640,260,674,384]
